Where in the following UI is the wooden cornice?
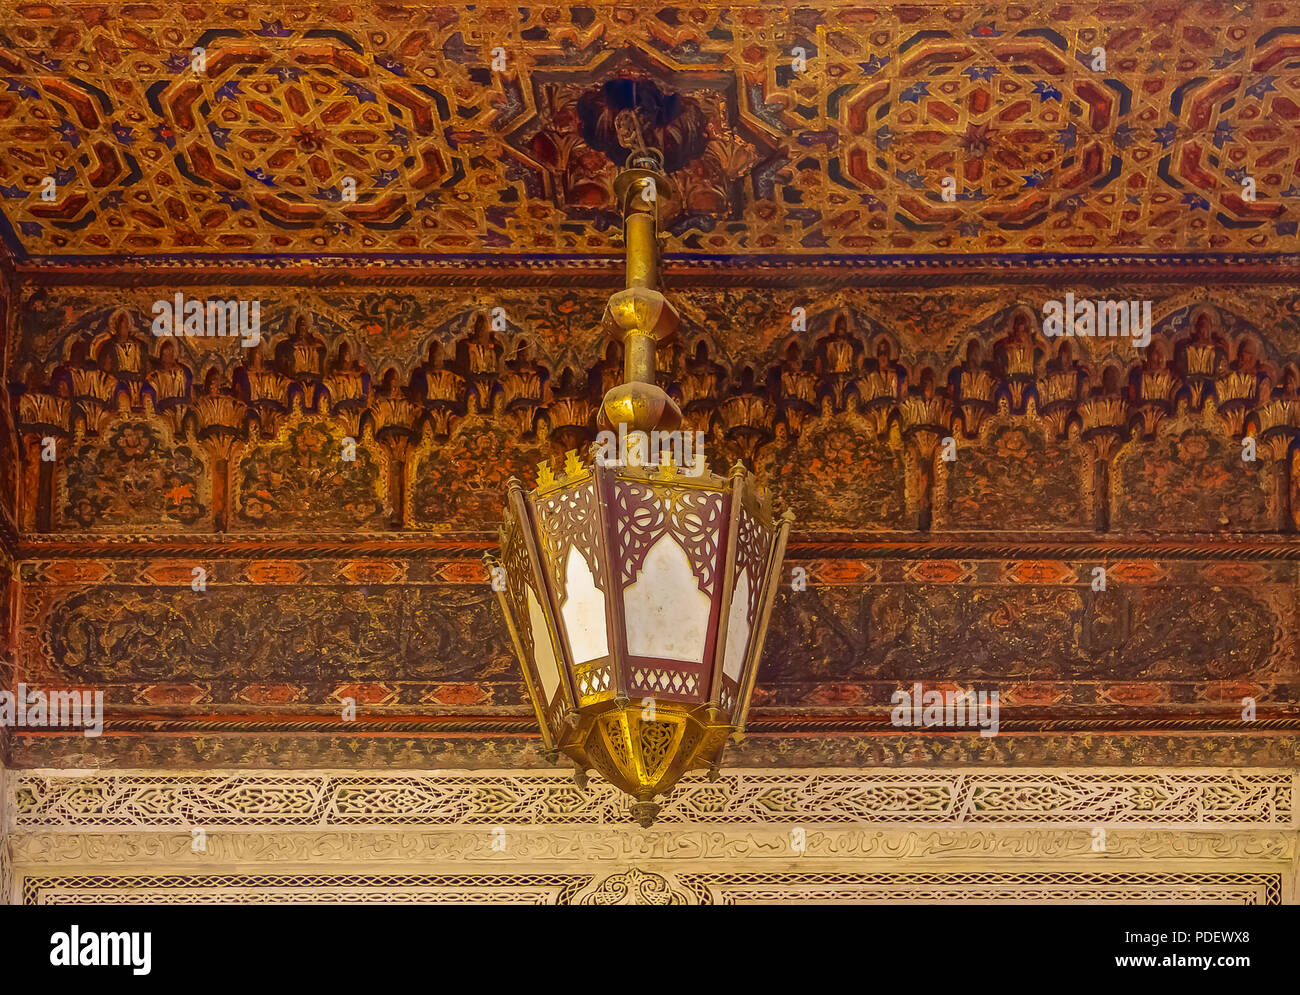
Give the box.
[13,251,1300,290]
[13,532,1300,561]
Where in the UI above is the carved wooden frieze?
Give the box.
[3,279,1299,767]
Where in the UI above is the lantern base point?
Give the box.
[629,800,661,827]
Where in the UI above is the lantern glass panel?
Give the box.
[525,585,562,701]
[721,568,752,682]
[623,532,713,664]
[560,545,609,664]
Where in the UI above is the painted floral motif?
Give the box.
[409,418,542,528]
[767,416,908,530]
[1116,426,1271,532]
[60,420,208,530]
[234,418,385,529]
[942,422,1086,530]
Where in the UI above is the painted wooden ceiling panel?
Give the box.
[0,1,1296,261]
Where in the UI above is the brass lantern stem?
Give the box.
[623,327,658,389]
[620,178,660,385]
[599,156,682,438]
[624,205,658,292]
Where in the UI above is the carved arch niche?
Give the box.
[230,411,390,531]
[933,402,1092,531]
[1111,403,1273,534]
[766,405,912,530]
[406,415,547,530]
[759,308,912,530]
[56,407,214,533]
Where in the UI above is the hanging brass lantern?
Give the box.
[486,148,792,825]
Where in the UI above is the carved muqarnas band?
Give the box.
[11,300,1300,535]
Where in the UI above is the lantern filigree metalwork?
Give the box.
[486,147,792,825]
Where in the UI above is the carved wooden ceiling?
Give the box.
[0,2,1299,774]
[3,278,1299,770]
[0,1,1297,263]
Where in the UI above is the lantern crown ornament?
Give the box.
[486,142,793,827]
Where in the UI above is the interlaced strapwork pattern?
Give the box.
[613,481,725,595]
[637,721,679,780]
[600,718,632,770]
[24,872,594,906]
[13,768,1293,830]
[20,869,1282,906]
[733,504,772,626]
[536,480,607,600]
[678,871,1283,906]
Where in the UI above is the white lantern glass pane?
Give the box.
[526,585,562,700]
[721,568,752,681]
[623,533,712,663]
[560,544,609,664]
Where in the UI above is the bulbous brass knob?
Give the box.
[599,381,682,435]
